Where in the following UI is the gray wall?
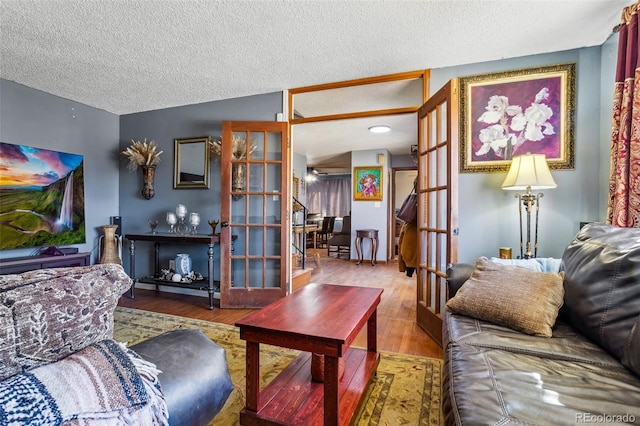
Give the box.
[0,79,120,262]
[119,93,282,279]
[430,45,615,262]
[0,33,620,268]
[599,34,619,220]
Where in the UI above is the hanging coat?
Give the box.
[398,222,417,272]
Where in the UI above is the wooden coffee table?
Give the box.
[236,283,383,426]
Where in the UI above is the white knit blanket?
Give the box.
[0,340,168,425]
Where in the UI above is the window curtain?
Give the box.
[306,175,351,217]
[607,0,640,227]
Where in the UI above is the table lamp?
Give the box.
[501,153,557,259]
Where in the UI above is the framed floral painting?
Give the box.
[353,166,383,201]
[459,63,576,173]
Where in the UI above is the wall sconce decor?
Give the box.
[121,138,163,200]
[502,153,557,259]
[209,135,256,199]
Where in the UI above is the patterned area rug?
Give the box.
[113,307,444,425]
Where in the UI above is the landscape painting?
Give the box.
[0,142,86,250]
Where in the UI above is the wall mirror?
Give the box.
[174,136,210,189]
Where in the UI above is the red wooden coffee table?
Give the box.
[236,283,383,426]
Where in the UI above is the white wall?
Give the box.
[350,149,389,262]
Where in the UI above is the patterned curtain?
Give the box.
[607,1,640,227]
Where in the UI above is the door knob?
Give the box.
[221,221,229,227]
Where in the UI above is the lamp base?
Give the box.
[516,190,543,259]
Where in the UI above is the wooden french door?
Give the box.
[219,121,289,308]
[416,80,459,346]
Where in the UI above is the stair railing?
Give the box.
[292,196,307,269]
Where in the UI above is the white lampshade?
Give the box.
[501,154,557,191]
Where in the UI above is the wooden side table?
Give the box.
[356,229,379,266]
[236,283,383,426]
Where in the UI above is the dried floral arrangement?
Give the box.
[122,138,163,171]
[209,135,257,160]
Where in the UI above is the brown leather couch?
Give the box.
[443,223,640,425]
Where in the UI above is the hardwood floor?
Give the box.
[117,256,444,359]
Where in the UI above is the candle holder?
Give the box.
[208,219,219,236]
[175,204,189,234]
[166,212,177,233]
[148,220,158,234]
[189,212,201,234]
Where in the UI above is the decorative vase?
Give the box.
[310,353,345,383]
[174,253,192,276]
[99,224,122,265]
[141,165,156,200]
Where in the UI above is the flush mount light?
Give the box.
[368,125,391,134]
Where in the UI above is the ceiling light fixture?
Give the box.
[305,168,319,183]
[368,125,391,134]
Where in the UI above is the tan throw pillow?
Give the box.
[446,257,564,337]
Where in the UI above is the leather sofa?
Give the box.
[443,223,640,425]
[0,264,232,426]
[132,328,233,426]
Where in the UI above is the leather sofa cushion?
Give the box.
[131,329,233,426]
[562,222,640,376]
[443,312,622,367]
[443,342,640,425]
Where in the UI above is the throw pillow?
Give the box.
[445,257,564,337]
[488,257,543,272]
[0,264,132,380]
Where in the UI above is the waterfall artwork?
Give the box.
[0,142,86,250]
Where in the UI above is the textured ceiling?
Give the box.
[0,0,629,168]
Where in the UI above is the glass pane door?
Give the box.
[220,121,288,308]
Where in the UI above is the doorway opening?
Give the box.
[391,168,418,259]
[289,70,429,263]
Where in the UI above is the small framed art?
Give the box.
[353,166,383,201]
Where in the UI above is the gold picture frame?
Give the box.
[459,63,576,173]
[353,166,383,201]
[293,175,300,199]
[174,136,211,188]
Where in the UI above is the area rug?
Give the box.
[113,306,444,425]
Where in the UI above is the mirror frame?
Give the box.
[174,136,211,189]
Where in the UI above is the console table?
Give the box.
[125,233,226,310]
[355,229,378,266]
[0,252,91,274]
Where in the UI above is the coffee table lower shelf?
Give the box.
[240,348,379,426]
